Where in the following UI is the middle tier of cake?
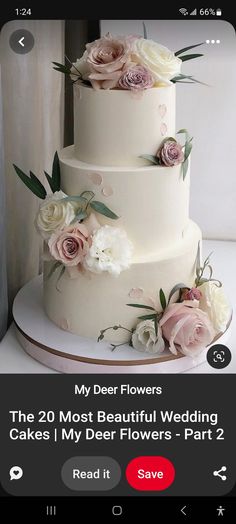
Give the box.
[59,146,190,259]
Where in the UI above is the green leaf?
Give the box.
[159,288,167,310]
[52,152,61,191]
[184,140,193,162]
[72,210,88,223]
[182,157,189,180]
[175,42,205,57]
[154,315,159,337]
[56,265,66,292]
[162,137,177,144]
[137,314,157,321]
[177,128,190,141]
[44,171,57,193]
[196,241,201,273]
[139,154,160,165]
[172,74,208,86]
[179,53,204,62]
[90,201,119,220]
[28,171,47,195]
[168,283,188,304]
[45,261,62,280]
[13,164,47,199]
[62,195,87,203]
[80,190,95,199]
[126,303,156,311]
[142,21,147,39]
[52,62,72,75]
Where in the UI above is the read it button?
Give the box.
[126,456,175,491]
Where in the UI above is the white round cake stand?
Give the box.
[12,276,231,374]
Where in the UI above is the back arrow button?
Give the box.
[9,29,34,54]
[181,506,187,516]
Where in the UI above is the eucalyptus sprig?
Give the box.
[97,324,133,351]
[13,151,60,199]
[195,252,222,288]
[172,42,205,85]
[45,260,65,292]
[177,129,193,180]
[139,130,193,180]
[52,55,90,86]
[62,191,119,221]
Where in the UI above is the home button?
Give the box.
[112,505,123,516]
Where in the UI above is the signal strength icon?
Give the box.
[179,8,188,15]
[190,8,197,15]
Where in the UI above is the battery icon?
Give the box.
[216,8,222,16]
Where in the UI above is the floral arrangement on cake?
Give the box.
[98,246,231,358]
[141,129,193,180]
[53,26,205,90]
[13,153,133,285]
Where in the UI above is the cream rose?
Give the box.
[198,282,231,333]
[132,38,181,84]
[132,320,165,354]
[70,51,90,81]
[35,191,75,239]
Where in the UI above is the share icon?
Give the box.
[213,466,227,481]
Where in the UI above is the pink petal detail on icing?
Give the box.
[60,318,69,331]
[130,90,144,100]
[102,185,113,197]
[128,287,144,299]
[160,123,167,136]
[88,172,103,185]
[159,104,167,118]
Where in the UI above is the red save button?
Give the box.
[126,456,175,491]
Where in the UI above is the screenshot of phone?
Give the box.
[0,6,235,520]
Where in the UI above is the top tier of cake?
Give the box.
[73,84,175,167]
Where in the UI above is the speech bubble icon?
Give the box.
[9,466,23,480]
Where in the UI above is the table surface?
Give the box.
[0,239,235,374]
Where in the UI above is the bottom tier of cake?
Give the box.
[43,220,201,343]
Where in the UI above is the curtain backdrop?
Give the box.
[0,20,65,314]
[0,68,8,339]
[0,19,100,339]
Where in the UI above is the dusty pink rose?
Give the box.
[118,65,154,90]
[159,301,215,357]
[86,34,130,89]
[48,223,91,267]
[181,287,202,301]
[157,140,184,167]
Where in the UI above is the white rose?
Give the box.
[84,225,133,276]
[132,320,165,354]
[198,281,231,333]
[70,51,90,81]
[35,191,75,239]
[132,38,181,84]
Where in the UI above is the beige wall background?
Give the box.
[101,20,236,241]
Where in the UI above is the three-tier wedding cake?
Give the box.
[14,33,231,360]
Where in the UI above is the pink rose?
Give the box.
[159,301,215,357]
[48,223,91,267]
[88,70,122,90]
[157,140,184,167]
[86,34,130,89]
[181,287,202,301]
[118,65,154,90]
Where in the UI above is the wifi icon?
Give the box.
[179,7,189,15]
